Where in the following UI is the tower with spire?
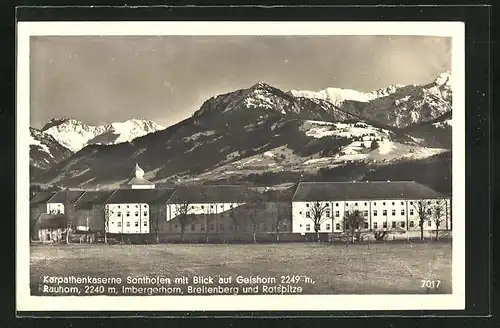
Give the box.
[121,163,155,189]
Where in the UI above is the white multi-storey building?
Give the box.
[104,164,171,234]
[104,189,173,234]
[165,185,260,232]
[291,181,451,236]
[165,186,252,219]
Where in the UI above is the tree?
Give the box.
[370,140,380,150]
[248,194,266,244]
[151,206,165,244]
[65,217,72,244]
[343,207,367,243]
[204,204,217,244]
[412,199,432,241]
[431,199,447,241]
[306,201,330,243]
[104,206,111,244]
[174,203,193,242]
[275,204,288,243]
[228,205,240,242]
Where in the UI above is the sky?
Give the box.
[30,35,451,129]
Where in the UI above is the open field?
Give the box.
[30,242,452,295]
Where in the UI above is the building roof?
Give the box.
[30,191,57,206]
[262,187,296,202]
[122,176,155,186]
[166,185,261,204]
[121,163,155,186]
[106,188,174,204]
[74,190,115,210]
[292,181,444,202]
[47,190,86,204]
[35,213,68,230]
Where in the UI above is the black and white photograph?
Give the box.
[16,21,465,312]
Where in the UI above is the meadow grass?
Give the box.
[30,241,452,295]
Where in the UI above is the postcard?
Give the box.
[17,21,465,312]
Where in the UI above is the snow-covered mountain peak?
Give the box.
[290,87,380,107]
[29,127,73,170]
[251,81,269,88]
[289,72,452,128]
[41,118,166,152]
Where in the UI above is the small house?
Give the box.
[34,213,68,243]
[29,191,56,241]
[46,190,86,216]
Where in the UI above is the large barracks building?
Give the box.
[29,164,452,243]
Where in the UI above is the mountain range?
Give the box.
[40,118,166,152]
[30,72,453,193]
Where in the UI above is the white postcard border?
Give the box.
[16,21,465,312]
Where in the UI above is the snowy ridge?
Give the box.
[290,84,404,107]
[290,72,452,128]
[29,127,73,170]
[42,118,166,152]
[29,129,52,156]
[33,74,452,188]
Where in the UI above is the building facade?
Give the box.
[73,190,115,233]
[291,181,451,237]
[28,176,451,242]
[105,189,173,234]
[165,185,293,236]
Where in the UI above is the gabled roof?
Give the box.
[106,188,174,204]
[121,163,154,186]
[166,185,260,204]
[47,190,86,204]
[262,188,296,202]
[74,190,116,210]
[122,176,155,186]
[35,213,68,230]
[30,191,57,206]
[292,181,444,202]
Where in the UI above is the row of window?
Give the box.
[188,204,237,210]
[301,220,435,231]
[170,223,290,232]
[114,204,148,209]
[113,220,148,228]
[303,208,434,218]
[305,200,440,207]
[114,211,148,217]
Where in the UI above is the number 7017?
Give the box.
[421,280,441,288]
